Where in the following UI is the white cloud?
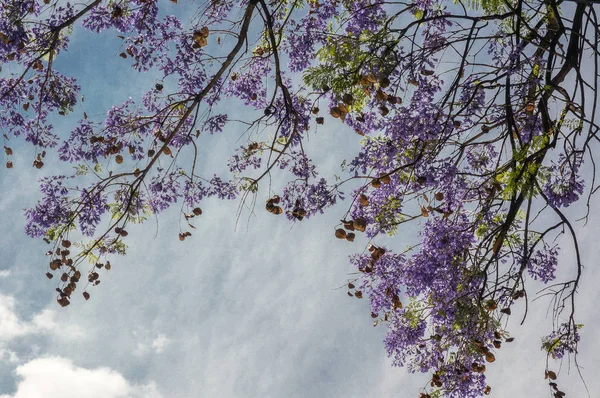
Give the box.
[132,332,171,356]
[0,349,20,364]
[0,270,11,278]
[0,296,29,342]
[0,295,85,344]
[151,334,171,354]
[30,308,85,340]
[0,357,162,398]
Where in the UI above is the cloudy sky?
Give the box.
[1,2,599,398]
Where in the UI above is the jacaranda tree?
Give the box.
[1,0,598,396]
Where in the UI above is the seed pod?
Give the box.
[335,229,347,239]
[342,93,354,105]
[57,297,70,307]
[353,218,367,232]
[343,221,355,231]
[359,194,369,206]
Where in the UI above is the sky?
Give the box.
[0,2,600,398]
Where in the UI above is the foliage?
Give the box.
[1,0,598,396]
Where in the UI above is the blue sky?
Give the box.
[1,2,600,397]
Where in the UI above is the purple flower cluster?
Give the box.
[24,176,73,238]
[543,155,585,208]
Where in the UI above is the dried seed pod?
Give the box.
[57,297,70,307]
[342,93,354,105]
[353,218,367,232]
[335,229,347,239]
[359,194,369,206]
[330,107,342,118]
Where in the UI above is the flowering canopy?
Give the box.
[1,0,598,396]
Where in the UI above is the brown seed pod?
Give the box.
[335,229,347,239]
[342,93,354,105]
[341,219,354,230]
[272,206,283,215]
[57,297,70,307]
[353,218,367,232]
[359,194,369,206]
[346,232,355,242]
